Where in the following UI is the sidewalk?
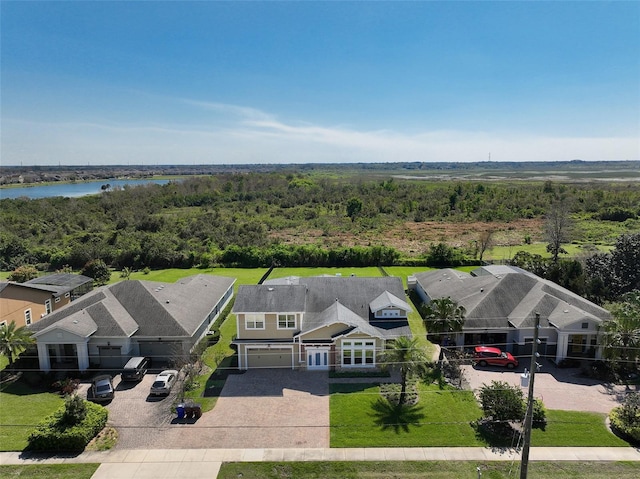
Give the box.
[2,447,640,479]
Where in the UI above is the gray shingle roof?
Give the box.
[232,284,307,313]
[30,275,234,339]
[26,273,93,289]
[369,291,411,313]
[414,269,610,331]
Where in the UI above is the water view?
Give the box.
[0,179,172,200]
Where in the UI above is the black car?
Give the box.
[89,375,115,403]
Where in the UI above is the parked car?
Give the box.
[473,346,518,369]
[89,375,115,403]
[121,356,150,381]
[149,369,179,396]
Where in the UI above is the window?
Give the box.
[341,340,376,368]
[45,299,52,314]
[581,322,589,329]
[55,296,61,303]
[245,314,264,330]
[278,314,296,329]
[0,320,6,327]
[64,292,70,298]
[24,309,32,325]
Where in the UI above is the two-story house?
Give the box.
[0,273,93,327]
[232,275,412,371]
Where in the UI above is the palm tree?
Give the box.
[379,336,427,406]
[601,291,640,373]
[423,297,466,337]
[0,322,35,368]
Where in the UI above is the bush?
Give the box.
[609,393,640,443]
[533,398,547,429]
[27,399,108,452]
[52,377,80,395]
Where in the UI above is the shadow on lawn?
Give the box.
[370,397,426,434]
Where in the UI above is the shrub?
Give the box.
[532,398,547,429]
[63,394,87,425]
[609,392,640,443]
[52,377,80,395]
[28,399,108,452]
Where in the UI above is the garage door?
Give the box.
[247,348,292,369]
[99,346,122,369]
[139,341,184,366]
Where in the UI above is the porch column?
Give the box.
[77,341,90,372]
[556,332,568,363]
[37,342,51,373]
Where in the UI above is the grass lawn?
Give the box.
[0,380,63,451]
[182,312,237,412]
[330,383,632,448]
[269,267,383,280]
[330,383,482,447]
[109,267,267,287]
[531,410,628,447]
[485,242,608,262]
[217,461,640,479]
[0,464,100,479]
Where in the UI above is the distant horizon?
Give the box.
[2,2,638,165]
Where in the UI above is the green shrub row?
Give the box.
[610,406,640,442]
[27,400,108,452]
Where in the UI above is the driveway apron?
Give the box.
[161,369,330,449]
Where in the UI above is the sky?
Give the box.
[1,1,639,166]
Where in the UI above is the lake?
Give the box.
[0,179,172,199]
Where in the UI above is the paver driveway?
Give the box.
[461,361,639,414]
[161,369,330,449]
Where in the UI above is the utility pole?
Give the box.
[520,312,541,479]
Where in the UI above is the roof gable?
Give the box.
[369,291,411,313]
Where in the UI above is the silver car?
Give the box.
[149,369,178,396]
[89,375,115,403]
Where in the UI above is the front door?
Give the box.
[307,347,329,370]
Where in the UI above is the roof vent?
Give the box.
[480,288,484,293]
[267,287,274,292]
[72,320,78,324]
[166,300,170,304]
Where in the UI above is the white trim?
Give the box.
[242,344,294,370]
[277,313,297,330]
[341,339,376,368]
[64,292,70,298]
[24,309,32,325]
[54,296,61,303]
[244,313,265,330]
[44,299,52,315]
[306,346,330,370]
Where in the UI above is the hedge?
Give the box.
[609,406,640,443]
[27,400,108,452]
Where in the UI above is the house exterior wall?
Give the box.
[373,307,405,319]
[0,285,69,327]
[236,312,302,340]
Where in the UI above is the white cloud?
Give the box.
[2,101,638,165]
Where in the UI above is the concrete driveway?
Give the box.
[461,361,639,414]
[161,369,330,449]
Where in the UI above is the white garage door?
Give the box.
[247,348,292,369]
[99,346,122,369]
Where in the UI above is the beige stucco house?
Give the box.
[232,276,412,371]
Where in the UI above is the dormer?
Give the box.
[369,291,411,319]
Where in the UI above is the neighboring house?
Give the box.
[232,276,412,371]
[0,273,93,328]
[409,265,610,363]
[29,275,235,372]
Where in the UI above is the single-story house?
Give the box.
[232,275,412,371]
[29,274,235,372]
[0,273,93,328]
[409,265,610,363]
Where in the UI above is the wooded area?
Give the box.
[1,171,639,303]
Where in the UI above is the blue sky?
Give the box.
[1,1,638,165]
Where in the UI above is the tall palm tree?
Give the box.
[0,322,35,368]
[601,291,640,372]
[379,336,427,406]
[423,297,466,337]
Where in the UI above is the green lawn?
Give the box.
[217,461,640,479]
[330,383,631,448]
[485,242,609,262]
[269,267,383,280]
[109,267,267,288]
[0,380,64,451]
[0,464,100,479]
[330,383,482,447]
